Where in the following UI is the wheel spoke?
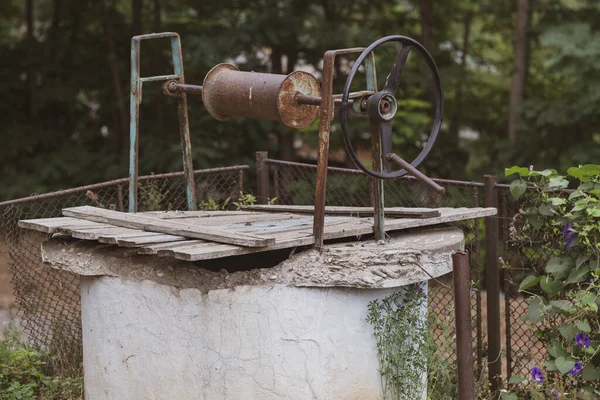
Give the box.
[383,45,411,94]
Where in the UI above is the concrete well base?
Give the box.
[41,226,464,399]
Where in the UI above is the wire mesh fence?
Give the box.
[0,166,247,362]
[0,154,545,393]
[265,158,487,380]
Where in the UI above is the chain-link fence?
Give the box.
[261,155,544,392]
[263,158,487,380]
[0,166,247,367]
[0,154,543,393]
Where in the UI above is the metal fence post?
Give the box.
[453,250,475,400]
[256,151,270,204]
[484,175,502,397]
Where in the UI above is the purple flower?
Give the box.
[569,360,583,376]
[529,165,534,171]
[566,233,577,247]
[561,224,577,247]
[575,333,591,348]
[531,366,544,383]
[553,392,561,399]
[498,256,504,262]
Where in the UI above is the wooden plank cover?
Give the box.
[62,206,274,248]
[243,205,441,218]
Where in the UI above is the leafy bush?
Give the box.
[502,164,600,399]
[0,326,83,400]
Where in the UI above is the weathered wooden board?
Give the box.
[243,205,441,218]
[62,206,274,247]
[18,217,107,233]
[117,234,187,247]
[70,226,142,240]
[19,206,498,263]
[137,240,207,255]
[98,231,171,244]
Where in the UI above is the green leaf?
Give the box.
[576,320,592,333]
[510,180,528,200]
[576,253,590,268]
[544,360,558,371]
[549,197,567,206]
[538,204,554,216]
[524,297,545,324]
[587,208,600,217]
[569,190,585,200]
[524,208,544,230]
[500,394,518,400]
[505,166,530,177]
[519,275,541,291]
[546,257,575,280]
[577,290,596,305]
[548,176,570,189]
[508,375,525,384]
[540,276,563,297]
[550,300,574,313]
[548,341,569,358]
[566,265,590,284]
[559,324,578,342]
[568,165,600,182]
[529,169,556,177]
[582,363,600,382]
[555,356,576,375]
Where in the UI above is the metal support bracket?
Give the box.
[313,48,378,247]
[129,32,197,212]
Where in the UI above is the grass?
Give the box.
[0,325,83,400]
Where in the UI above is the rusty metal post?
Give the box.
[485,175,501,397]
[313,47,365,247]
[313,51,336,247]
[116,184,124,212]
[256,151,270,204]
[171,35,197,211]
[453,250,476,400]
[238,169,244,196]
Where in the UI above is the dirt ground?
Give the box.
[0,236,19,339]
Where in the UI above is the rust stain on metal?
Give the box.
[277,71,320,128]
[202,64,319,129]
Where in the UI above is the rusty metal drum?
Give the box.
[202,64,321,129]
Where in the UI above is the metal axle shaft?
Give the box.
[387,153,446,194]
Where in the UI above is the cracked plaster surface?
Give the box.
[42,226,463,290]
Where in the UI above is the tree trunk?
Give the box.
[418,0,433,51]
[152,0,164,136]
[152,0,161,32]
[449,13,472,139]
[132,0,143,35]
[26,0,35,120]
[507,0,531,143]
[105,5,129,164]
[48,0,62,58]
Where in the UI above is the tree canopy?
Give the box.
[1,0,599,200]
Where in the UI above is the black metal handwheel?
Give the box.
[340,35,444,179]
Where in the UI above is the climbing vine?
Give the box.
[367,284,428,399]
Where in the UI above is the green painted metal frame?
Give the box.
[129,32,197,212]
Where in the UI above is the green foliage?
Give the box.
[426,303,458,399]
[198,192,276,211]
[366,285,428,399]
[0,326,83,400]
[139,179,173,211]
[503,164,600,398]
